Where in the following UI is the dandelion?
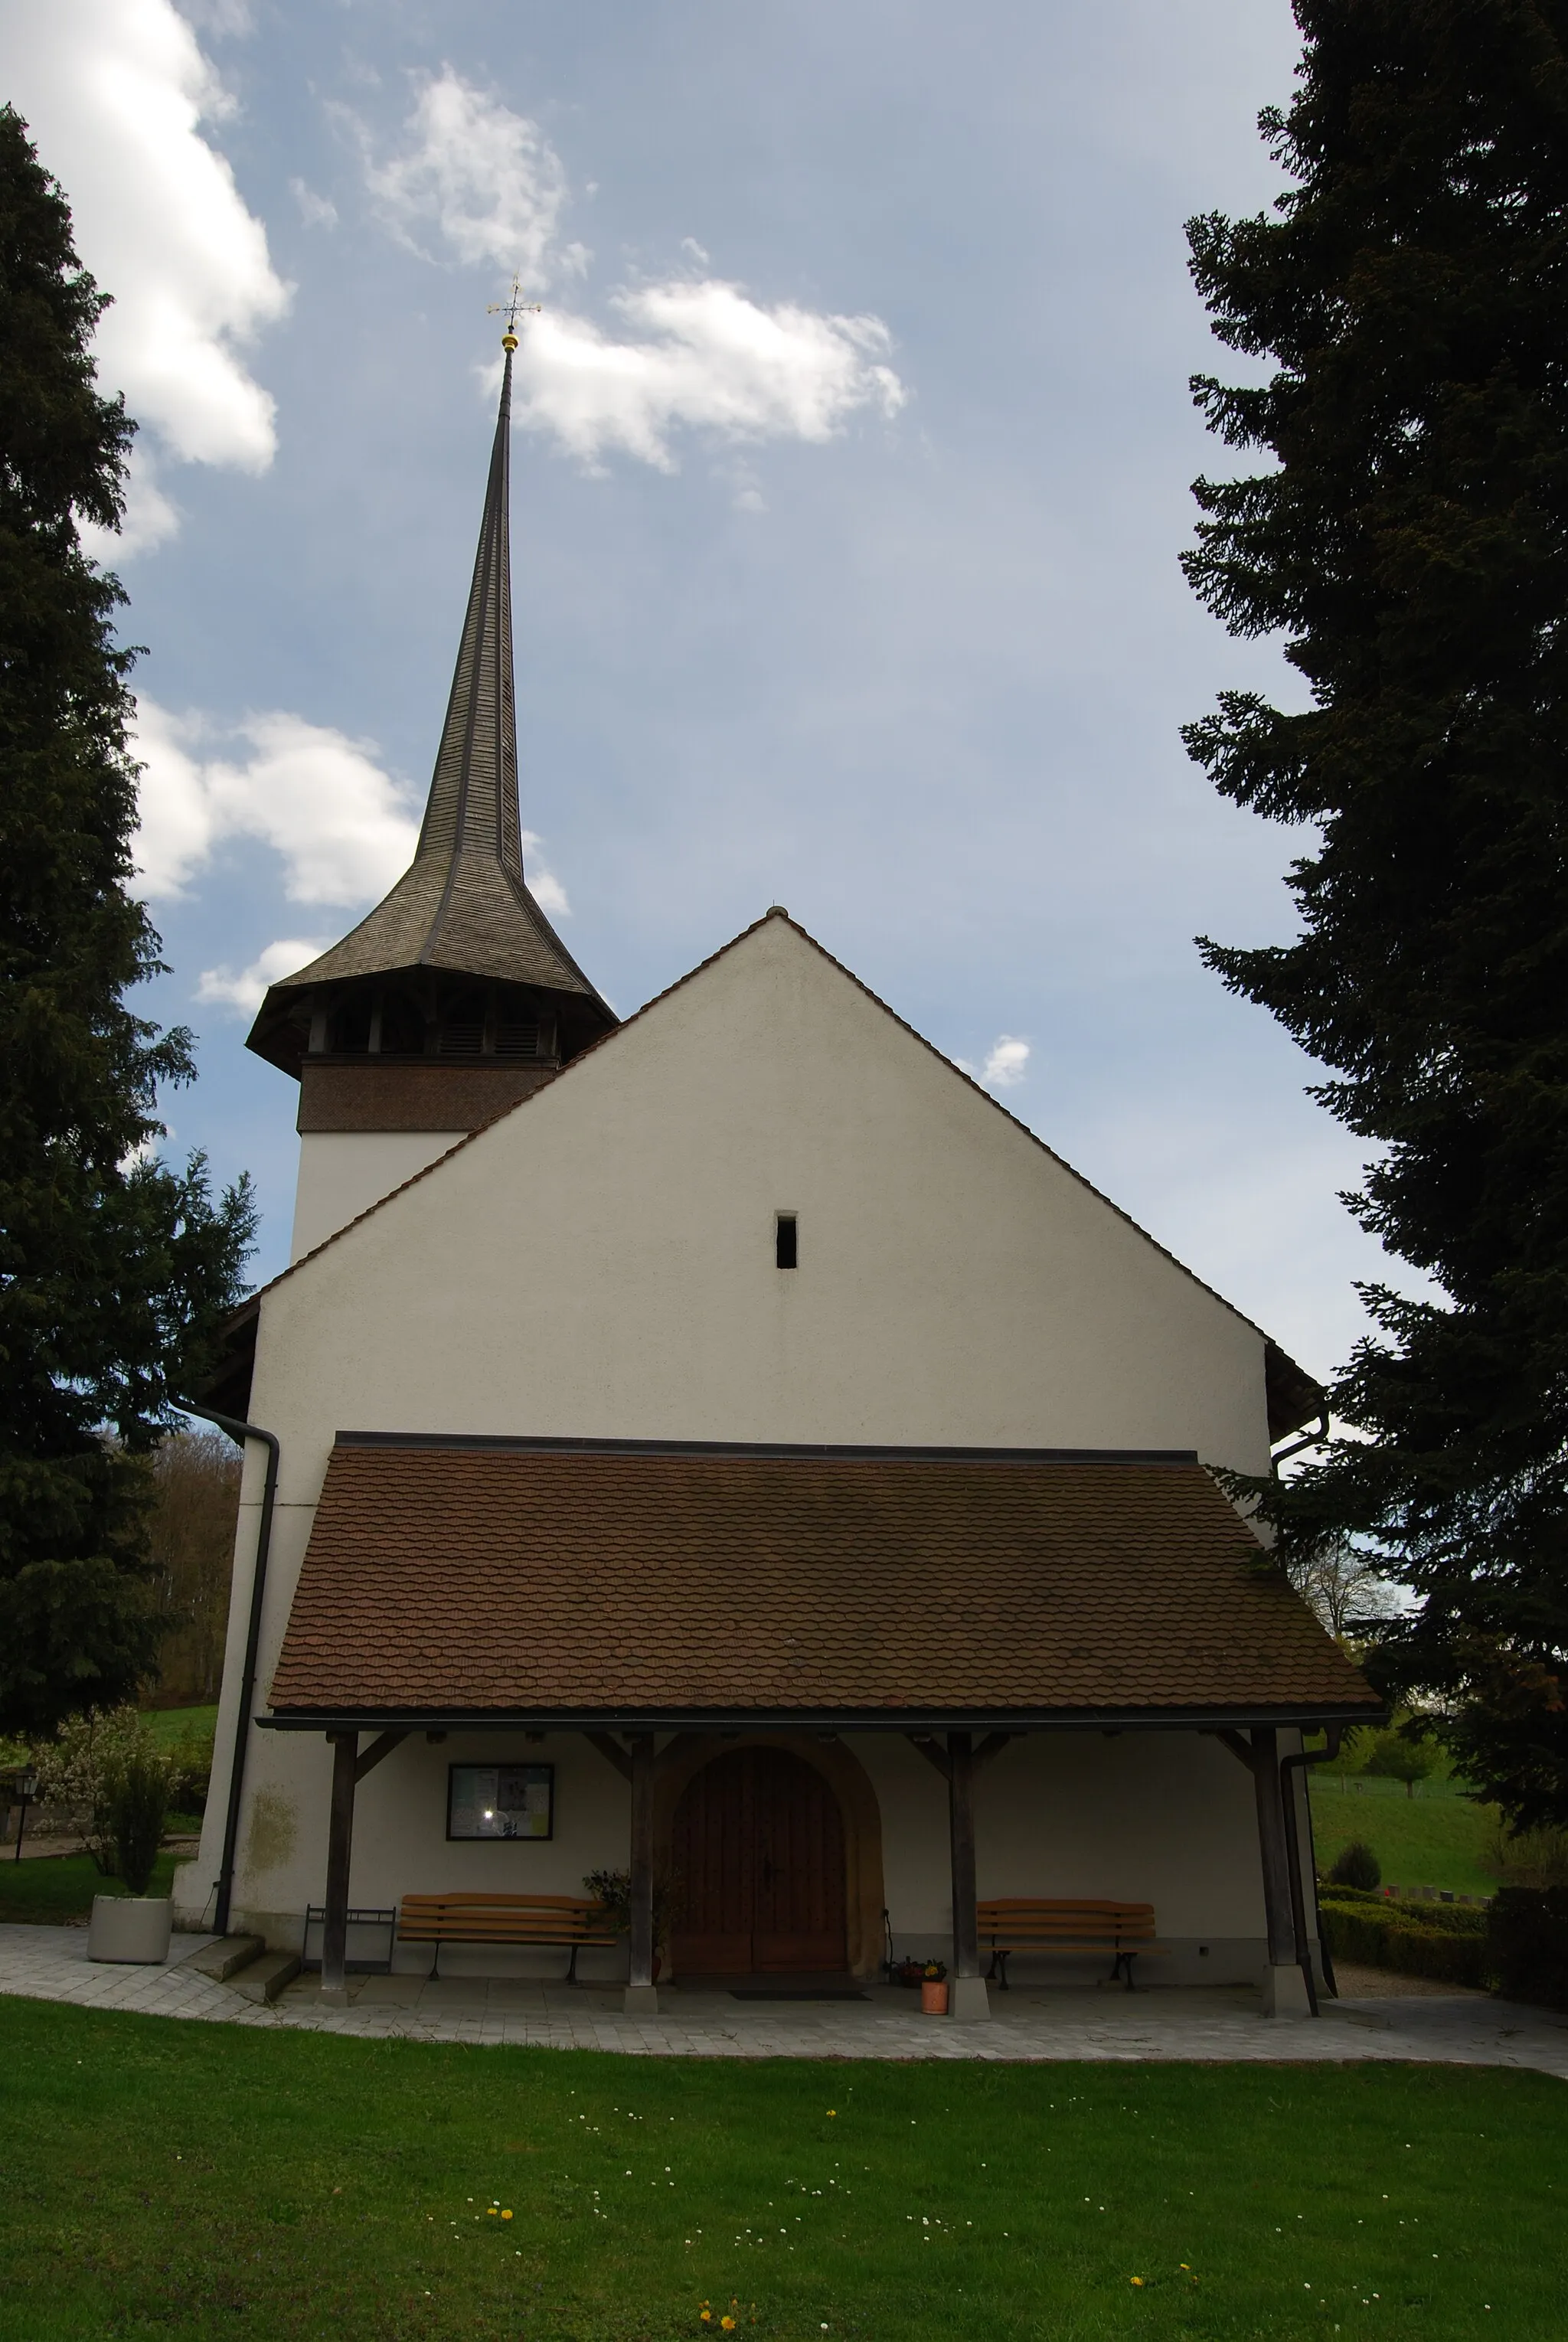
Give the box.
[1131,2276,1144,2286]
[827,2110,837,2118]
[501,2210,512,2221]
[721,2321,737,2334]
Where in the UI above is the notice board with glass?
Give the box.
[446,1763,554,1841]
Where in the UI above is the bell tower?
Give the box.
[246,324,616,1260]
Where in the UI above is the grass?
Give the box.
[142,1703,218,1749]
[0,1849,178,1926]
[2,2000,1565,2341]
[1308,1775,1495,1897]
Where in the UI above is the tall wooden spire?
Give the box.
[247,344,616,1093]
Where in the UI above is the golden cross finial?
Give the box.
[488,273,541,350]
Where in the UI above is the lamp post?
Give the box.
[11,1770,38,1862]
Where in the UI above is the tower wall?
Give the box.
[289,1130,468,1262]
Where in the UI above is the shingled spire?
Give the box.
[247,339,616,1098]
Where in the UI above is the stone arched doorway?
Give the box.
[665,1740,879,1978]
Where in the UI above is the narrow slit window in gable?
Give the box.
[776,1213,798,1269]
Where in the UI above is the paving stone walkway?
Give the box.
[2,1925,1565,2073]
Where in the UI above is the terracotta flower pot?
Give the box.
[920,1978,949,2015]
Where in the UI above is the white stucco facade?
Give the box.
[181,1720,1298,1990]
[177,916,1319,1990]
[289,1129,468,1262]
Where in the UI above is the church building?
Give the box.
[177,329,1380,2020]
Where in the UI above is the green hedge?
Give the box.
[1319,1885,1487,1930]
[1319,1898,1491,1988]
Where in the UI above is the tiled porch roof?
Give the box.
[266,1437,1378,1725]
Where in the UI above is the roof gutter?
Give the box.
[180,1402,280,1939]
[256,1700,1385,1736]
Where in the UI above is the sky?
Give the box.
[5,0,1413,1389]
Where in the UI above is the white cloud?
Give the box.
[130,700,420,905]
[981,1036,1031,1090]
[106,446,183,557]
[197,939,330,1017]
[351,67,905,473]
[511,283,906,471]
[358,68,569,278]
[4,0,289,531]
[176,0,253,32]
[520,833,570,917]
[289,176,338,231]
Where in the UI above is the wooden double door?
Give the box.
[671,1746,848,1975]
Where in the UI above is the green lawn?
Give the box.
[1308,1775,1495,1896]
[0,1850,178,1926]
[142,1703,218,1749]
[2,2000,1564,2341]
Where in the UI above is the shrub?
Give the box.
[33,1707,175,1890]
[164,1720,214,1820]
[1486,1889,1568,2013]
[1387,1899,1489,1935]
[1318,1899,1491,1988]
[582,1868,677,1955]
[1328,1840,1381,1890]
[104,1744,168,1896]
[1481,1819,1568,1892]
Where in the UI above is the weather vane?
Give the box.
[488,273,541,350]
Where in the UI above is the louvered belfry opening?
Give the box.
[243,340,617,1119]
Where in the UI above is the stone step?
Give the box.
[229,1950,302,2004]
[186,1934,266,1983]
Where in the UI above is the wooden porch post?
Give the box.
[322,1731,358,1997]
[946,1730,989,2020]
[1250,1727,1310,2017]
[625,1733,658,2014]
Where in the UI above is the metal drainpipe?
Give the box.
[1280,1742,1341,2012]
[179,1403,280,1939]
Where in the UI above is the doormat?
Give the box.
[730,1989,871,2002]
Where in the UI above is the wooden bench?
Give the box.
[976,1898,1169,1991]
[397,1893,622,1981]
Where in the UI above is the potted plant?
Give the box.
[920,1959,949,2016]
[583,1869,676,1981]
[38,1708,177,1963]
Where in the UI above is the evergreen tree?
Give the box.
[1182,2,1568,1830]
[0,109,254,1738]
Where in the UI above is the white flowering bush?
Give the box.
[34,1706,176,1893]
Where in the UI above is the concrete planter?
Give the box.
[87,1893,173,1965]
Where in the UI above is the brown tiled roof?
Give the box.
[267,1440,1377,1722]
